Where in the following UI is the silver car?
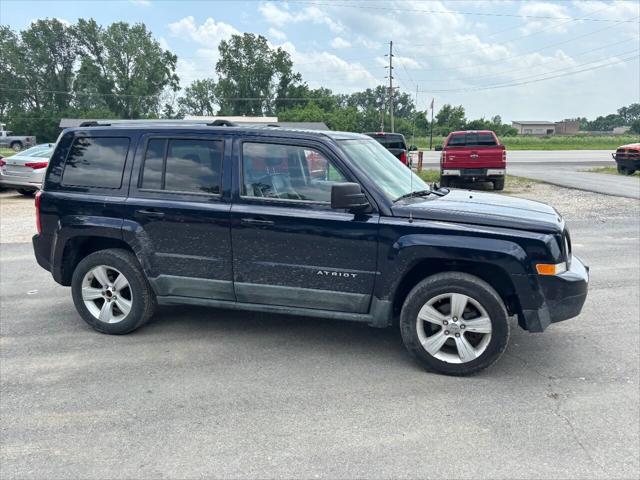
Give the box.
[0,143,54,196]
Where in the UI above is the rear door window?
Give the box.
[140,138,223,195]
[62,137,130,188]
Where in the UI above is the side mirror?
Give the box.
[331,183,369,210]
[434,145,443,151]
[408,145,418,151]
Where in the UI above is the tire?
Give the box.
[71,248,156,334]
[439,176,452,187]
[17,188,34,196]
[399,272,510,376]
[10,142,22,152]
[617,164,634,176]
[493,177,505,190]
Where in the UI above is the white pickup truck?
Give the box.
[0,128,36,151]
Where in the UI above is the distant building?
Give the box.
[555,120,580,135]
[613,126,631,135]
[511,121,556,135]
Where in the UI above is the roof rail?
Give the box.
[78,121,106,127]
[206,119,237,127]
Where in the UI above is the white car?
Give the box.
[0,143,54,196]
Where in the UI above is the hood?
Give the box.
[392,189,563,233]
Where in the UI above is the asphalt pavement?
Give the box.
[415,149,640,199]
[1,184,639,479]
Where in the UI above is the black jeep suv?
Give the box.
[33,121,589,375]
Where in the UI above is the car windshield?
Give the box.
[338,138,430,202]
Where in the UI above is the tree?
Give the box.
[215,33,302,116]
[630,118,640,134]
[74,19,179,118]
[177,79,218,116]
[435,104,466,134]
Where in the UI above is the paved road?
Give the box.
[415,150,640,199]
[1,188,639,479]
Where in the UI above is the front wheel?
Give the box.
[71,248,156,334]
[400,272,510,376]
[617,164,634,176]
[10,142,22,152]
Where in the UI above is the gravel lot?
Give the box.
[1,184,639,479]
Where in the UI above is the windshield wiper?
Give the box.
[393,189,433,202]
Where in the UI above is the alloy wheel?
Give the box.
[416,292,492,364]
[81,265,133,324]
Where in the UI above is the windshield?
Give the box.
[338,138,429,201]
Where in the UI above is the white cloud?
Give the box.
[330,37,351,49]
[268,27,287,41]
[276,42,378,92]
[517,2,571,34]
[168,16,240,46]
[259,1,343,32]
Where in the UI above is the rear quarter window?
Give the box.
[62,137,130,188]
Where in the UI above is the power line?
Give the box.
[394,39,635,85]
[420,54,639,94]
[286,0,639,23]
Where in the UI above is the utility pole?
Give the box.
[429,98,435,151]
[385,41,395,133]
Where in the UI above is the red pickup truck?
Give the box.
[437,130,506,190]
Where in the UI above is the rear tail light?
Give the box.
[25,161,48,169]
[440,151,446,166]
[400,151,407,165]
[35,191,42,234]
[502,149,507,163]
[0,159,5,167]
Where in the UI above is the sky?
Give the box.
[1,0,639,121]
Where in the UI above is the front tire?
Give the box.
[400,272,510,376]
[71,248,156,334]
[10,142,22,152]
[617,164,634,175]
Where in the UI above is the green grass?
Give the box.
[413,135,639,151]
[587,166,640,176]
[0,148,15,157]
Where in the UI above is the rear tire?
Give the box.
[440,176,452,187]
[493,178,505,190]
[399,272,510,376]
[71,248,156,334]
[17,189,34,196]
[10,142,22,152]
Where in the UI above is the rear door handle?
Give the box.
[240,217,274,226]
[136,209,165,218]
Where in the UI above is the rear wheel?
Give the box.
[71,248,156,334]
[493,177,505,190]
[17,189,34,196]
[400,272,510,376]
[10,142,22,152]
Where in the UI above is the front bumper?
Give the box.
[520,255,589,332]
[612,153,640,170]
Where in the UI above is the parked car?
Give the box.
[436,130,506,190]
[365,132,415,166]
[0,129,36,151]
[33,121,588,376]
[0,143,54,195]
[612,143,640,175]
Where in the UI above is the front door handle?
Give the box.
[136,209,165,218]
[240,217,274,226]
